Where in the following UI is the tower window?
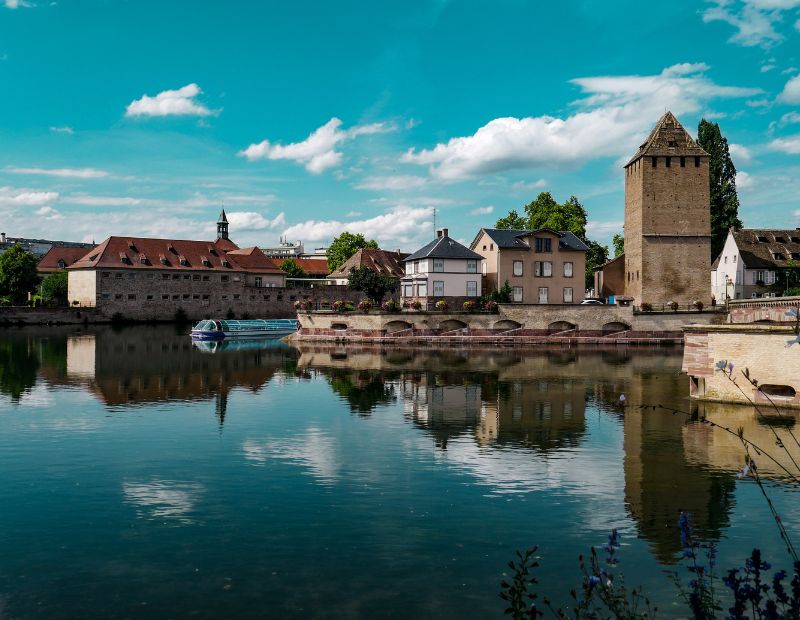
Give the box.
[774,236,786,243]
[668,140,677,148]
[665,157,671,167]
[694,157,700,167]
[680,156,686,167]
[651,157,657,167]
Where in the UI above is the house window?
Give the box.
[101,293,110,300]
[193,275,200,281]
[774,253,786,260]
[513,260,523,276]
[665,156,671,168]
[466,259,477,273]
[162,294,169,300]
[482,245,487,251]
[564,262,573,277]
[407,262,414,275]
[417,282,427,297]
[172,295,179,300]
[433,280,444,296]
[57,259,66,269]
[534,237,552,253]
[115,273,122,279]
[535,261,552,277]
[233,294,240,300]
[695,157,700,167]
[182,294,189,300]
[183,275,190,280]
[172,274,180,280]
[162,274,170,280]
[755,271,764,284]
[538,287,549,304]
[403,284,413,297]
[490,244,494,251]
[757,236,769,242]
[775,236,786,243]
[128,294,136,300]
[680,156,686,167]
[255,276,262,288]
[102,272,110,278]
[221,275,229,282]
[733,255,737,263]
[512,286,523,302]
[724,256,728,264]
[563,287,573,303]
[416,260,421,272]
[146,295,153,300]
[651,157,657,167]
[433,258,444,272]
[203,295,210,300]
[114,293,123,300]
[466,281,477,297]
[202,275,210,281]
[482,262,487,275]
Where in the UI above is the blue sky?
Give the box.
[1,0,799,252]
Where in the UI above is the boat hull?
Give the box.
[191,328,296,340]
[190,318,299,341]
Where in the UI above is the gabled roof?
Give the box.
[38,246,96,272]
[404,235,483,262]
[68,236,282,274]
[626,111,708,167]
[329,248,408,279]
[471,228,589,252]
[289,258,330,276]
[729,228,800,270]
[595,252,625,272]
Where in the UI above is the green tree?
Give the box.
[279,258,307,278]
[40,271,68,306]
[697,119,742,258]
[347,266,398,303]
[585,241,609,291]
[327,232,379,272]
[612,233,625,257]
[525,193,588,240]
[495,209,527,230]
[0,244,40,305]
[484,280,513,303]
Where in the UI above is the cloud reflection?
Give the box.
[122,479,205,524]
[242,427,340,484]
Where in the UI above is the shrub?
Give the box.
[484,300,498,313]
[174,307,189,324]
[225,308,235,320]
[293,299,313,312]
[382,299,399,312]
[435,300,449,312]
[410,300,422,311]
[693,300,704,311]
[667,300,679,312]
[332,300,353,312]
[357,299,372,313]
[463,300,477,312]
[640,302,653,312]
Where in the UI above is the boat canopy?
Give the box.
[193,319,298,332]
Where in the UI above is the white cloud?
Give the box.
[729,143,753,164]
[225,211,285,231]
[780,111,800,125]
[355,175,429,191]
[4,0,33,8]
[761,64,776,72]
[345,210,362,217]
[6,166,109,179]
[737,170,755,188]
[778,75,800,104]
[125,83,215,118]
[769,135,800,153]
[239,117,394,174]
[511,179,547,192]
[783,66,799,74]
[282,206,433,248]
[586,220,625,237]
[402,63,759,180]
[0,186,58,206]
[702,0,800,47]
[746,97,771,108]
[470,206,494,216]
[49,126,74,134]
[35,206,63,220]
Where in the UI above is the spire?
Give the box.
[626,111,709,166]
[217,208,229,240]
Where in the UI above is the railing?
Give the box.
[633,303,725,313]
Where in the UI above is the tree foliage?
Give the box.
[347,266,398,303]
[327,232,379,272]
[0,244,40,305]
[484,280,512,303]
[585,241,609,290]
[698,119,742,258]
[279,258,307,278]
[495,209,527,230]
[613,233,625,257]
[40,271,68,306]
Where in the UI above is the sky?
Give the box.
[1,0,800,252]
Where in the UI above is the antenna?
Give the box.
[433,208,437,235]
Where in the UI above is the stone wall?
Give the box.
[0,306,100,325]
[728,296,800,324]
[683,325,800,408]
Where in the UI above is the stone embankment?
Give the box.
[292,304,726,346]
[0,306,100,325]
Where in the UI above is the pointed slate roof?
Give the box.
[218,208,228,223]
[626,111,708,166]
[405,234,483,262]
[471,228,589,252]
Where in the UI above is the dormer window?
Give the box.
[159,254,168,265]
[139,254,148,264]
[119,252,129,264]
[775,236,786,243]
[167,243,177,254]
[792,253,800,260]
[221,259,231,268]
[774,253,786,260]
[792,237,800,244]
[57,259,67,269]
[127,240,136,251]
[179,255,189,266]
[208,245,217,256]
[757,236,769,242]
[201,256,211,267]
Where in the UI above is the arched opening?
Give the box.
[760,385,797,399]
[439,319,468,332]
[385,320,413,333]
[331,322,348,331]
[547,321,576,333]
[494,319,522,330]
[602,321,631,334]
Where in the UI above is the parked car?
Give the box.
[580,299,604,305]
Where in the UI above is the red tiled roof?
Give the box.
[329,248,408,279]
[38,246,96,272]
[289,258,330,276]
[68,236,283,274]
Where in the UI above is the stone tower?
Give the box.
[217,208,229,240]
[623,111,711,306]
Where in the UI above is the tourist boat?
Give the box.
[190,319,299,341]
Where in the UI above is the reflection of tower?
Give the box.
[622,365,735,563]
[215,390,228,428]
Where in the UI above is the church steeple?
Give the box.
[217,208,229,240]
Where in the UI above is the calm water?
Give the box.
[1,326,798,619]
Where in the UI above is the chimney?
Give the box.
[442,228,448,237]
[437,230,443,238]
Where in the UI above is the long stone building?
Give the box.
[67,211,291,320]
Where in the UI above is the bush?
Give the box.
[484,300,498,313]
[410,300,422,311]
[174,307,189,324]
[667,300,679,312]
[226,308,235,320]
[381,299,399,312]
[357,299,372,313]
[294,299,313,312]
[435,300,449,312]
[332,300,354,312]
[463,300,477,312]
[693,299,704,311]
[640,302,653,312]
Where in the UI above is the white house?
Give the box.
[401,229,483,306]
[711,228,800,301]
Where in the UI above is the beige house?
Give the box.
[469,228,588,304]
[401,229,483,306]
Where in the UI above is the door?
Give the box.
[538,287,549,304]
